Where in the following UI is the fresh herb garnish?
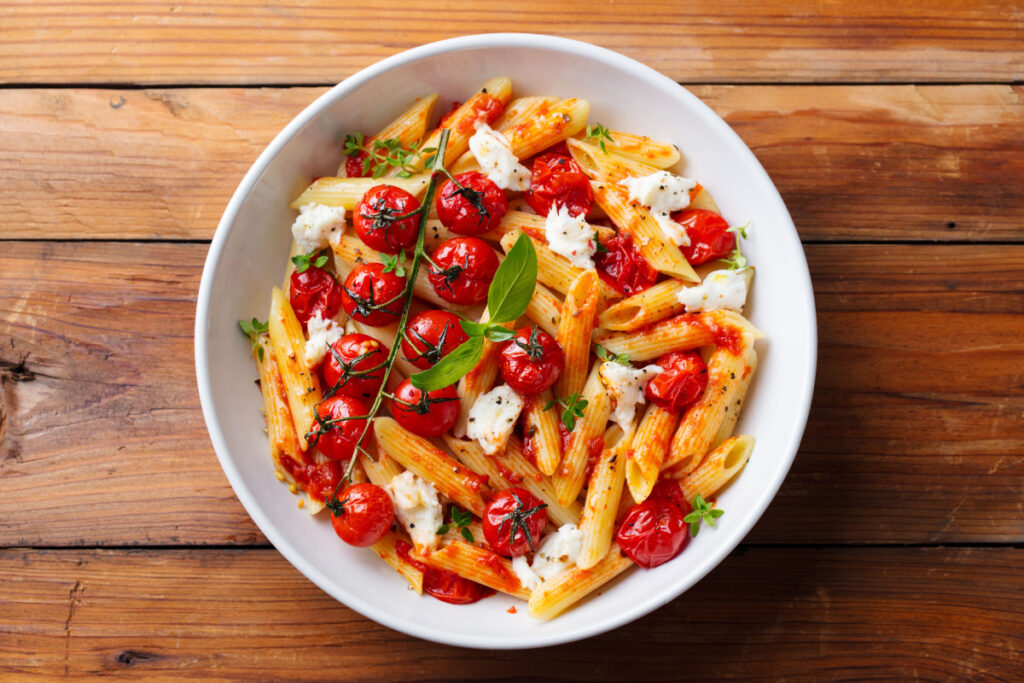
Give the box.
[584,123,614,153]
[380,251,407,277]
[724,222,750,270]
[410,232,538,392]
[497,491,547,552]
[291,249,329,274]
[594,231,609,253]
[436,506,475,543]
[595,344,630,366]
[238,317,269,361]
[683,494,724,537]
[543,392,589,431]
[343,133,437,179]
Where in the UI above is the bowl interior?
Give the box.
[196,34,816,649]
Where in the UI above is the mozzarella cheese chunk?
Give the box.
[468,122,530,191]
[466,385,524,455]
[618,171,697,246]
[544,205,596,270]
[303,310,343,367]
[677,268,749,313]
[291,202,346,254]
[599,361,664,432]
[512,524,585,591]
[386,471,444,550]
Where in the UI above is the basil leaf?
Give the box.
[483,326,516,342]
[460,320,490,337]
[409,336,484,391]
[486,233,537,324]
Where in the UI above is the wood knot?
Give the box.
[0,354,36,383]
[115,650,162,666]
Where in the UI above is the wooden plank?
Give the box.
[2,86,1022,243]
[1,547,1019,679]
[2,1,1023,85]
[1,242,1021,546]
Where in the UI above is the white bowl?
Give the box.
[195,33,816,649]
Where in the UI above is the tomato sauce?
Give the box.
[279,455,341,502]
[473,550,521,595]
[697,317,743,355]
[454,94,503,134]
[584,436,605,481]
[495,460,523,486]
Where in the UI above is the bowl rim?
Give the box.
[195,32,817,649]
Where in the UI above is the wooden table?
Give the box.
[1,2,1022,679]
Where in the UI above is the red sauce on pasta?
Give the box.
[278,455,341,502]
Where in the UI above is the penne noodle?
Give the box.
[552,366,612,506]
[290,174,431,210]
[528,544,633,620]
[374,417,488,517]
[525,280,563,339]
[254,335,307,473]
[499,229,620,307]
[554,269,600,400]
[578,426,631,569]
[372,530,424,594]
[493,96,560,135]
[267,287,322,450]
[413,540,531,600]
[598,279,687,332]
[337,93,439,175]
[593,312,714,362]
[454,309,510,438]
[625,404,679,503]
[359,441,405,487]
[568,139,662,184]
[522,389,563,477]
[674,435,754,502]
[598,130,681,169]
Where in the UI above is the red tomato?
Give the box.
[321,334,388,401]
[329,482,394,547]
[645,350,709,413]
[594,234,659,296]
[345,151,369,178]
[341,262,406,327]
[401,310,470,370]
[673,209,735,265]
[389,378,460,437]
[395,540,493,605]
[616,479,691,568]
[427,237,499,305]
[289,266,342,326]
[353,185,422,253]
[278,457,340,503]
[524,153,593,218]
[499,326,565,396]
[436,172,508,235]
[309,395,373,462]
[482,488,548,557]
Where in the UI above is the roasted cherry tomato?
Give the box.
[423,565,492,604]
[289,266,342,327]
[645,350,709,413]
[673,208,735,266]
[353,184,422,253]
[524,153,593,218]
[321,334,388,401]
[345,151,369,178]
[389,378,460,437]
[436,171,508,235]
[499,326,565,396]
[616,479,691,568]
[594,234,659,296]
[427,237,499,305]
[401,310,470,370]
[309,395,373,463]
[329,482,395,547]
[483,488,548,557]
[341,262,406,327]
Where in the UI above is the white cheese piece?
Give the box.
[291,202,346,254]
[303,310,343,367]
[386,471,444,550]
[544,205,596,270]
[468,122,531,191]
[598,361,664,432]
[677,268,749,313]
[466,385,525,455]
[618,171,697,246]
[512,524,585,592]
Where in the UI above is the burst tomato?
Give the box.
[401,310,470,370]
[321,334,388,401]
[524,153,593,217]
[499,326,565,396]
[329,483,394,547]
[616,479,691,568]
[289,266,342,326]
[427,237,499,305]
[482,488,548,557]
[309,395,373,463]
[395,539,493,605]
[594,233,659,296]
[389,378,460,438]
[644,350,709,413]
[436,171,508,235]
[673,208,735,265]
[341,262,406,327]
[353,184,422,253]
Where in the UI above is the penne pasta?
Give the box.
[413,540,531,600]
[528,544,633,620]
[499,229,620,307]
[454,309,510,438]
[525,280,563,339]
[290,174,431,211]
[552,366,612,506]
[625,404,679,503]
[267,287,322,450]
[336,93,439,175]
[554,269,600,400]
[593,312,715,362]
[254,335,307,473]
[597,130,681,168]
[373,530,424,594]
[568,138,662,184]
[521,389,563,477]
[578,426,630,569]
[674,435,754,502]
[597,279,687,332]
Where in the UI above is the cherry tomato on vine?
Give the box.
[389,378,460,437]
[289,266,342,326]
[436,171,508,235]
[329,482,394,547]
[524,153,593,218]
[615,479,691,568]
[341,262,406,327]
[427,237,499,305]
[353,184,422,253]
[482,488,548,557]
[644,350,708,413]
[321,334,388,401]
[594,233,659,296]
[401,310,470,370]
[309,395,374,463]
[672,208,735,266]
[499,326,565,396]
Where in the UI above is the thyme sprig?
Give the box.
[584,123,614,153]
[343,133,437,179]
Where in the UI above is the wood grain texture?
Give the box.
[1,242,1021,546]
[2,1,1023,85]
[2,85,1022,242]
[1,547,1020,680]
